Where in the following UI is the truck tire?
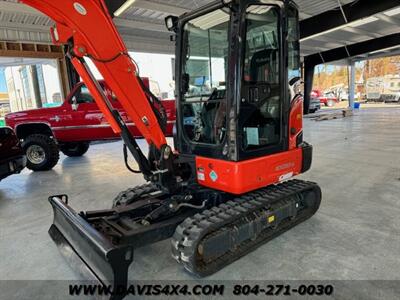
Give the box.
[326,99,335,107]
[22,134,59,171]
[60,142,90,157]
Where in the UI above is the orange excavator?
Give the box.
[21,0,321,298]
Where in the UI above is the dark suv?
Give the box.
[0,127,26,181]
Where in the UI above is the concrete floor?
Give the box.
[1,108,399,297]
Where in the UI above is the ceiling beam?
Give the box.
[0,29,51,44]
[300,0,400,39]
[340,26,382,39]
[364,48,400,60]
[0,18,168,35]
[0,1,43,16]
[123,35,174,54]
[114,18,167,33]
[0,21,50,33]
[304,33,400,66]
[301,34,356,47]
[299,12,311,20]
[104,0,127,15]
[132,0,188,16]
[301,44,333,53]
[376,14,400,26]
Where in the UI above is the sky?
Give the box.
[0,68,7,93]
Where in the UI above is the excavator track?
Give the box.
[112,183,160,207]
[171,179,321,277]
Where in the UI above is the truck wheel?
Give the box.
[22,134,59,171]
[60,142,90,157]
[327,99,335,107]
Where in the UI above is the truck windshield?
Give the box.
[181,8,230,145]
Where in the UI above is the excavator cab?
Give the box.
[170,0,310,195]
[174,1,299,162]
[20,1,321,299]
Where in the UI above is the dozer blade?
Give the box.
[48,195,134,300]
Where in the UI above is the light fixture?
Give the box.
[114,0,136,17]
[301,16,379,42]
[383,7,400,17]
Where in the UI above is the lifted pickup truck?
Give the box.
[5,79,176,171]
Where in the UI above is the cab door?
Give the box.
[63,84,109,141]
[238,4,287,160]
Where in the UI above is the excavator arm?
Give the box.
[21,0,168,177]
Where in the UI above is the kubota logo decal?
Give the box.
[275,162,295,171]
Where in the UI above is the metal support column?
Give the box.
[30,65,43,108]
[303,61,315,115]
[65,56,80,91]
[348,60,356,109]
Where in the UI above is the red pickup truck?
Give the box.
[5,79,176,171]
[311,89,339,107]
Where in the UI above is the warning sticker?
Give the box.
[209,170,218,182]
[245,127,260,145]
[197,172,205,181]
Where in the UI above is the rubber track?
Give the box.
[112,183,159,207]
[171,179,321,277]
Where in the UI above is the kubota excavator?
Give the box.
[21,0,321,298]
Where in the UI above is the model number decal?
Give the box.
[275,162,295,171]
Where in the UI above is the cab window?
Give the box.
[72,84,117,104]
[73,85,94,104]
[241,6,281,150]
[288,6,300,82]
[181,8,230,145]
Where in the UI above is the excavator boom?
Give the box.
[21,0,167,151]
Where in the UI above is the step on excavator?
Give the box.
[21,0,321,298]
